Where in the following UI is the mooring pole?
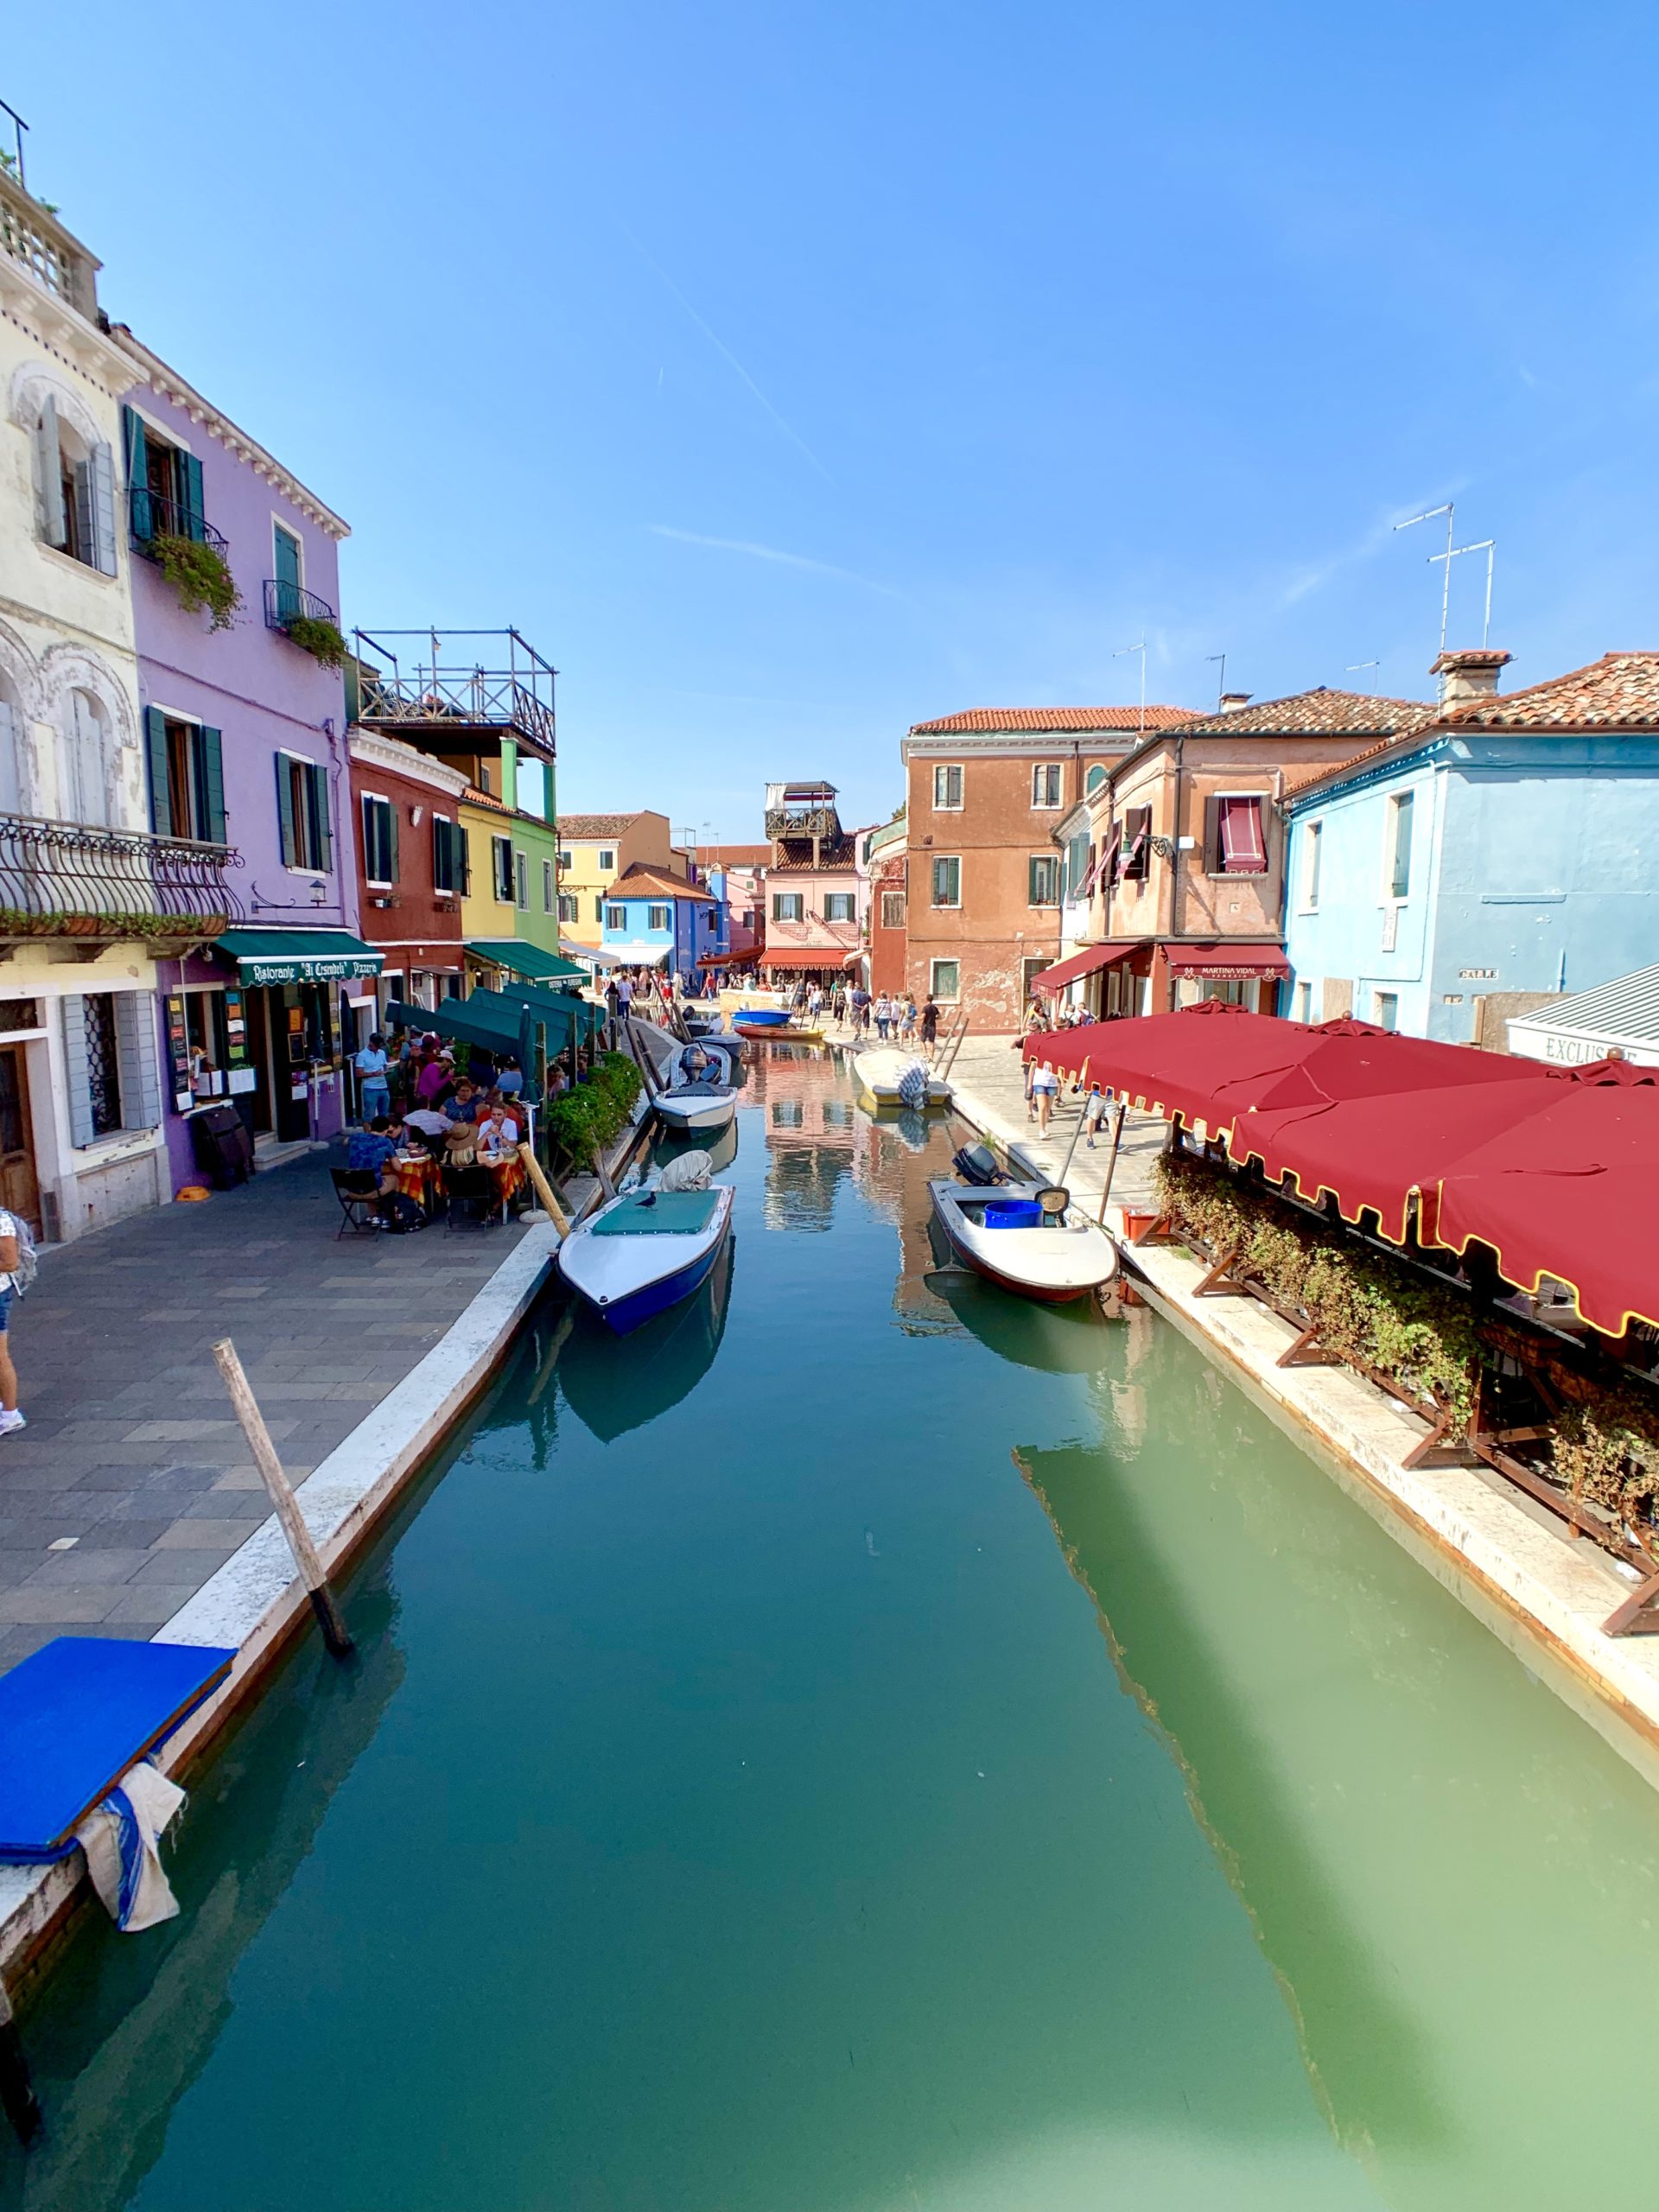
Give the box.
[1097,1102,1128,1224]
[212,1339,354,1659]
[0,1978,41,2147]
[518,1145,572,1236]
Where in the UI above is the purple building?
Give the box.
[112,329,380,1184]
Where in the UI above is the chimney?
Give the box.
[1433,647,1511,709]
[1217,691,1253,714]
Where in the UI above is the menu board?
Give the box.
[223,988,257,1097]
[164,993,192,1114]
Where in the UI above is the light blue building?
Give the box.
[600,862,728,980]
[1282,651,1659,1045]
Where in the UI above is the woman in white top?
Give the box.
[0,1208,23,1434]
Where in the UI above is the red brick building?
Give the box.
[346,729,469,1018]
[900,706,1191,1030]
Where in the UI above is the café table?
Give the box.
[386,1150,445,1216]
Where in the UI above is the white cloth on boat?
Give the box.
[658,1149,714,1192]
[73,1759,187,1931]
[897,1059,931,1110]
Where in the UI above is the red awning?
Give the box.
[1433,1061,1659,1336]
[696,950,739,967]
[1031,941,1146,994]
[1021,1003,1316,1126]
[1164,943,1290,980]
[760,946,859,970]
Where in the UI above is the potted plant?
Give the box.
[149,533,241,632]
[283,612,347,669]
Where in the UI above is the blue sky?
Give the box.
[12,2,1659,836]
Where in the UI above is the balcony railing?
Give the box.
[351,628,557,757]
[0,816,243,945]
[0,162,99,320]
[264,578,339,633]
[130,487,229,557]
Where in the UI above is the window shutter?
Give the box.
[178,449,206,541]
[89,442,118,575]
[459,823,471,893]
[60,996,95,1148]
[276,754,296,867]
[122,406,149,540]
[36,398,66,546]
[72,461,96,566]
[1028,856,1041,905]
[387,801,399,882]
[310,762,333,872]
[199,727,225,844]
[144,707,172,836]
[113,992,162,1130]
[1203,795,1221,871]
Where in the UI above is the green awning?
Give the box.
[496,980,607,1043]
[216,930,385,987]
[383,995,529,1054]
[466,939,589,983]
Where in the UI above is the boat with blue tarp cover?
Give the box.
[557,1183,736,1333]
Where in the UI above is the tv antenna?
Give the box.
[1344,659,1381,696]
[1429,538,1496,648]
[1205,653,1227,712]
[1394,503,1456,654]
[1113,639,1147,733]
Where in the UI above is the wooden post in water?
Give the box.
[212,1339,354,1659]
[1097,1102,1128,1224]
[518,1145,572,1236]
[0,1978,41,2147]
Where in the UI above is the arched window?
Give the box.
[33,398,118,575]
[66,689,112,827]
[1084,763,1109,798]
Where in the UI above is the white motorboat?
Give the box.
[926,1177,1117,1304]
[653,1081,738,1135]
[557,1182,736,1334]
[853,1047,951,1108]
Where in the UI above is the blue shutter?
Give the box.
[177,449,206,542]
[89,442,118,575]
[310,762,333,873]
[144,707,172,836]
[199,727,225,845]
[276,754,296,867]
[122,407,149,541]
[36,397,66,547]
[60,997,95,1148]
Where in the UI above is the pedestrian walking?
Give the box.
[874,993,891,1040]
[1030,1059,1060,1135]
[353,1032,391,1124]
[919,995,939,1053]
[808,983,824,1024]
[0,1207,28,1435]
[1082,1084,1109,1147]
[899,995,918,1042]
[617,973,634,1018]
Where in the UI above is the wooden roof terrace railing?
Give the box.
[351,628,558,757]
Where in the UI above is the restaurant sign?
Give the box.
[237,952,383,987]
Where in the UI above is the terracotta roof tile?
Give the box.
[908,705,1192,734]
[1161,688,1436,741]
[1441,650,1659,729]
[612,862,715,904]
[699,843,772,868]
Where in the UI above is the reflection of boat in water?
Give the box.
[929,1177,1117,1303]
[925,1223,1109,1371]
[854,1046,950,1106]
[557,1235,735,1441]
[652,1117,738,1176]
[735,1022,822,1044]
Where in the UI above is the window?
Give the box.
[1028,855,1060,906]
[490,836,513,902]
[880,890,906,930]
[1065,831,1090,899]
[123,406,206,548]
[1021,956,1049,1004]
[556,850,573,870]
[648,904,671,931]
[1294,980,1313,1022]
[557,893,579,923]
[1387,792,1414,900]
[598,848,615,871]
[823,892,855,923]
[772,892,804,923]
[594,895,605,923]
[1032,763,1063,809]
[360,795,397,885]
[65,690,114,830]
[931,764,963,810]
[1121,805,1152,881]
[276,752,332,871]
[34,397,117,575]
[1084,763,1109,798]
[514,850,529,910]
[930,958,961,1002]
[65,991,160,1147]
[143,708,226,844]
[271,522,304,622]
[605,905,626,931]
[1301,822,1323,912]
[543,858,555,912]
[931,855,961,906]
[432,815,467,894]
[83,993,122,1137]
[1210,794,1268,875]
[1374,991,1399,1032]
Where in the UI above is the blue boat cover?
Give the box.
[0,1637,236,1860]
[592,1191,722,1237]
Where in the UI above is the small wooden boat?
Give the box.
[653,1082,738,1135]
[926,1178,1117,1304]
[853,1047,950,1107]
[734,1022,822,1044]
[558,1183,735,1334]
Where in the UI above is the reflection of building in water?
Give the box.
[753,1046,865,1231]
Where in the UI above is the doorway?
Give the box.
[0,1046,41,1234]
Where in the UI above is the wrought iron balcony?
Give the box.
[130,487,229,556]
[0,815,244,950]
[264,578,339,633]
[351,628,557,758]
[0,160,99,321]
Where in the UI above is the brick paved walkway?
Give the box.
[0,1148,527,1672]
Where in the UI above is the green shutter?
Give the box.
[122,408,149,541]
[276,754,296,867]
[310,762,333,874]
[387,800,399,882]
[144,707,171,836]
[198,727,225,844]
[177,449,206,541]
[459,823,471,894]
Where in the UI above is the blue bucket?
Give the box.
[982,1198,1043,1230]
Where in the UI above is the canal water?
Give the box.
[7,1047,1659,2212]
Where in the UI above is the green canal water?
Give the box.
[7,1049,1659,2211]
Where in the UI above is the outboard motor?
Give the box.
[952,1141,1006,1186]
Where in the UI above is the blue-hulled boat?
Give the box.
[557,1184,735,1334]
[731,1005,789,1026]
